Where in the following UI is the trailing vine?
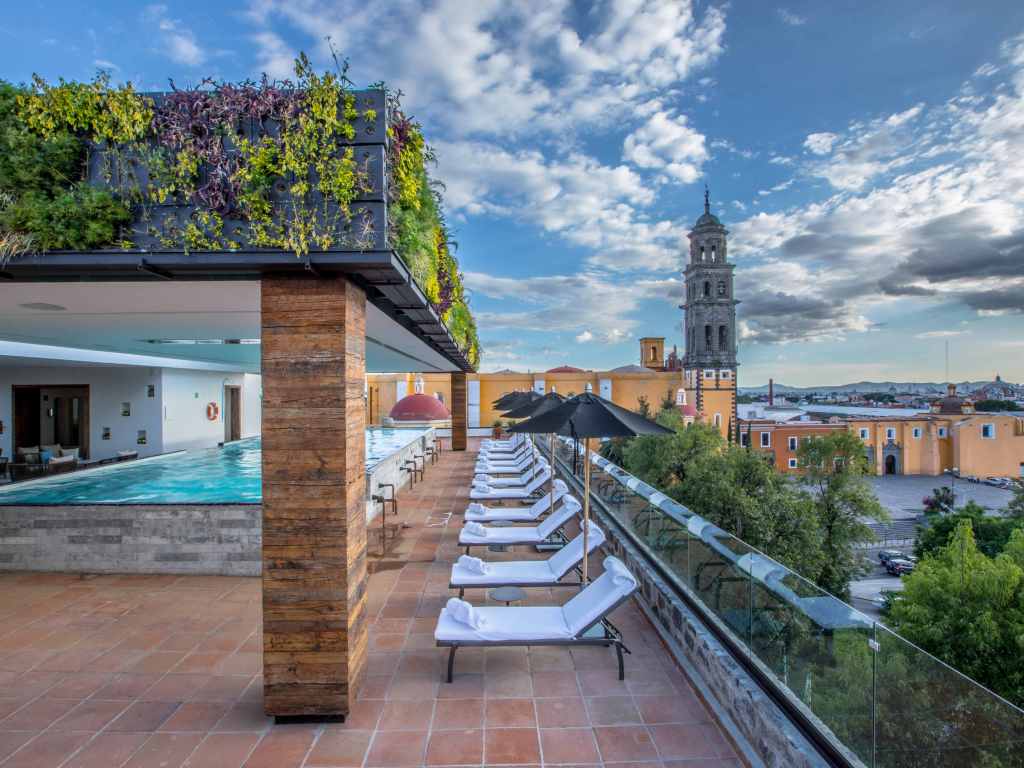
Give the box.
[386,95,480,366]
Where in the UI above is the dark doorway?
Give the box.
[13,387,41,450]
[225,386,242,442]
[885,454,897,475]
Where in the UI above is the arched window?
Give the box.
[713,413,722,427]
[700,245,706,262]
[710,245,717,262]
[704,325,712,351]
[718,325,728,351]
[717,280,726,297]
[703,281,711,297]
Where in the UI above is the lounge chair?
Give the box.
[475,447,537,473]
[473,459,548,488]
[480,434,525,452]
[464,480,569,523]
[459,499,578,551]
[436,555,638,681]
[450,521,605,597]
[470,466,552,500]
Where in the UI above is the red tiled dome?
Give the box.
[546,365,585,373]
[680,403,698,417]
[389,393,451,421]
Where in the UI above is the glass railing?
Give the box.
[543,435,1024,768]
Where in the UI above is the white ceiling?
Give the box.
[0,281,457,374]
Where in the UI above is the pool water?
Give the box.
[0,428,427,505]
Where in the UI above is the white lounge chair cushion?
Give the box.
[470,468,552,500]
[450,522,605,586]
[459,499,577,545]
[465,481,567,522]
[473,462,548,487]
[436,606,572,643]
[436,555,638,643]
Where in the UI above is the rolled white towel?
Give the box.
[603,556,637,590]
[466,502,486,514]
[457,554,489,574]
[464,522,488,538]
[474,473,492,482]
[446,597,486,629]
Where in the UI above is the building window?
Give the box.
[714,413,722,427]
[788,436,798,450]
[703,281,711,297]
[704,369,715,379]
[912,427,922,439]
[982,423,996,439]
[700,245,706,262]
[938,427,948,438]
[711,245,717,261]
[885,427,896,441]
[718,325,728,351]
[704,325,712,352]
[741,432,750,447]
[760,431,771,448]
[720,370,731,379]
[788,458,798,469]
[717,280,726,296]
[859,428,869,440]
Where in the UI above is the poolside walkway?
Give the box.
[0,441,741,767]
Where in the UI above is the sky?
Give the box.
[2,1,1023,386]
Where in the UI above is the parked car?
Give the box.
[887,558,916,576]
[878,549,905,564]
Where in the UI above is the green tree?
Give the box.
[922,485,955,515]
[623,415,722,490]
[675,445,823,574]
[974,399,1021,412]
[659,388,676,413]
[890,522,1024,707]
[915,502,1022,559]
[798,431,887,598]
[1007,478,1024,521]
[636,394,651,419]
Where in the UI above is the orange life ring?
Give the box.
[206,402,220,421]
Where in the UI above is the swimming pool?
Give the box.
[0,428,429,505]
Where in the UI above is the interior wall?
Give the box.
[0,366,163,461]
[242,373,262,439]
[160,369,251,452]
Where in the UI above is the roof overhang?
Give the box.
[0,249,472,373]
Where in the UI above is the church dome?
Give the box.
[694,210,722,228]
[389,393,451,421]
[546,365,585,373]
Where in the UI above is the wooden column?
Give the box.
[451,372,468,451]
[261,275,368,720]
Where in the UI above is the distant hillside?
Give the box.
[738,380,1020,396]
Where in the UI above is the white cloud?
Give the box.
[777,8,807,26]
[804,132,838,155]
[623,110,708,183]
[915,330,969,339]
[144,4,206,66]
[575,330,594,343]
[93,59,119,71]
[757,179,794,196]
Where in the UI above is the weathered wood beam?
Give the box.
[261,274,368,719]
[451,372,468,451]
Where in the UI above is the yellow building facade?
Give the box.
[367,367,683,430]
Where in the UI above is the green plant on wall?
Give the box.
[0,55,479,367]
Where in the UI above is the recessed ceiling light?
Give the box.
[20,302,67,311]
[142,339,261,345]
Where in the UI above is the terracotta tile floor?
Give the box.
[0,439,742,767]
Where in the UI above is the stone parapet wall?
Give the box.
[0,504,261,576]
[594,507,830,768]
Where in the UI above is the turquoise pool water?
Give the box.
[0,428,428,505]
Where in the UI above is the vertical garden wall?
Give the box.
[0,55,479,368]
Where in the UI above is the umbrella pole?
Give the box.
[582,436,591,589]
[549,432,555,517]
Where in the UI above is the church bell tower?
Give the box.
[682,188,738,440]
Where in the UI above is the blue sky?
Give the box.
[2,1,1023,385]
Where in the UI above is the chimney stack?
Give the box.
[769,378,774,407]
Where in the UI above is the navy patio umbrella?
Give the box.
[508,392,673,585]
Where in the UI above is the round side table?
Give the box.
[489,586,527,606]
